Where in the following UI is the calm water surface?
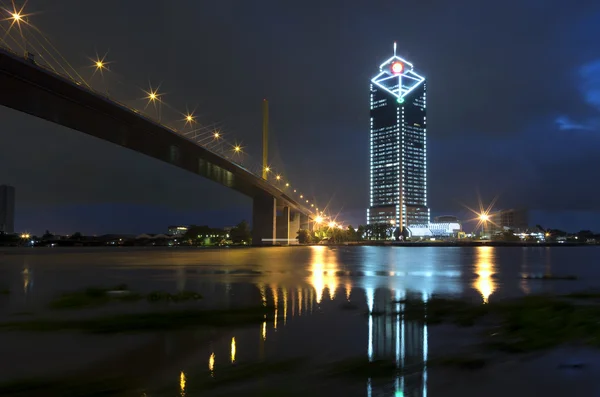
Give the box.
[1,246,600,396]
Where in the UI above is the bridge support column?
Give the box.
[252,193,276,246]
[289,212,301,244]
[300,213,312,232]
[276,204,290,245]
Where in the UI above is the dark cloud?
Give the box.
[1,0,600,234]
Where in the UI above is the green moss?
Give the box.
[563,291,600,299]
[0,306,270,334]
[521,274,577,280]
[432,354,487,370]
[389,293,600,353]
[48,285,143,309]
[49,285,202,309]
[147,290,202,302]
[0,377,129,397]
[326,358,399,378]
[154,358,305,396]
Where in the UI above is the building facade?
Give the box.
[167,225,189,236]
[489,209,529,233]
[0,185,15,234]
[368,44,429,228]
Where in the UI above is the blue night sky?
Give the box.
[1,0,600,235]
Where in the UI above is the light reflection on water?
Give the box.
[1,246,600,395]
[473,246,496,303]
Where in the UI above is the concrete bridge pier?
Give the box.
[252,193,276,246]
[276,204,290,245]
[252,193,296,246]
[300,213,312,231]
[289,212,301,243]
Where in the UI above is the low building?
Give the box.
[434,215,459,224]
[406,222,462,239]
[167,225,189,236]
[489,209,528,232]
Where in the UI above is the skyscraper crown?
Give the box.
[371,43,425,103]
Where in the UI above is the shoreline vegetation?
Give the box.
[0,241,598,249]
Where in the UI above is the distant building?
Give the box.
[434,215,459,224]
[0,185,15,234]
[367,44,429,228]
[406,222,462,238]
[490,209,528,232]
[167,225,189,236]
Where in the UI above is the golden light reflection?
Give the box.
[208,353,215,376]
[258,283,267,307]
[345,282,352,301]
[262,320,267,340]
[23,266,30,294]
[283,287,288,325]
[474,246,496,303]
[231,337,236,363]
[179,371,186,396]
[298,288,303,316]
[309,246,340,304]
[271,285,279,329]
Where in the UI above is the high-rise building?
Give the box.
[0,185,15,234]
[368,44,429,228]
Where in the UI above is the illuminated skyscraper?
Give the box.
[368,43,429,229]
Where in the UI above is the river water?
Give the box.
[1,246,600,396]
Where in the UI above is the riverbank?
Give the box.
[342,241,596,247]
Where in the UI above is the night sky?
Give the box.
[1,0,600,235]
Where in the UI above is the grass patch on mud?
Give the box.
[520,274,577,280]
[326,358,402,378]
[0,376,130,397]
[49,285,202,310]
[0,306,271,334]
[189,358,305,392]
[390,293,600,354]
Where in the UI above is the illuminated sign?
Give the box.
[391,61,404,74]
[371,43,425,103]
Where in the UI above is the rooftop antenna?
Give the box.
[393,41,397,56]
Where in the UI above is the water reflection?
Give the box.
[208,352,215,376]
[231,337,236,363]
[364,288,428,397]
[22,264,32,295]
[2,246,580,395]
[309,246,340,303]
[473,246,496,303]
[179,371,186,396]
